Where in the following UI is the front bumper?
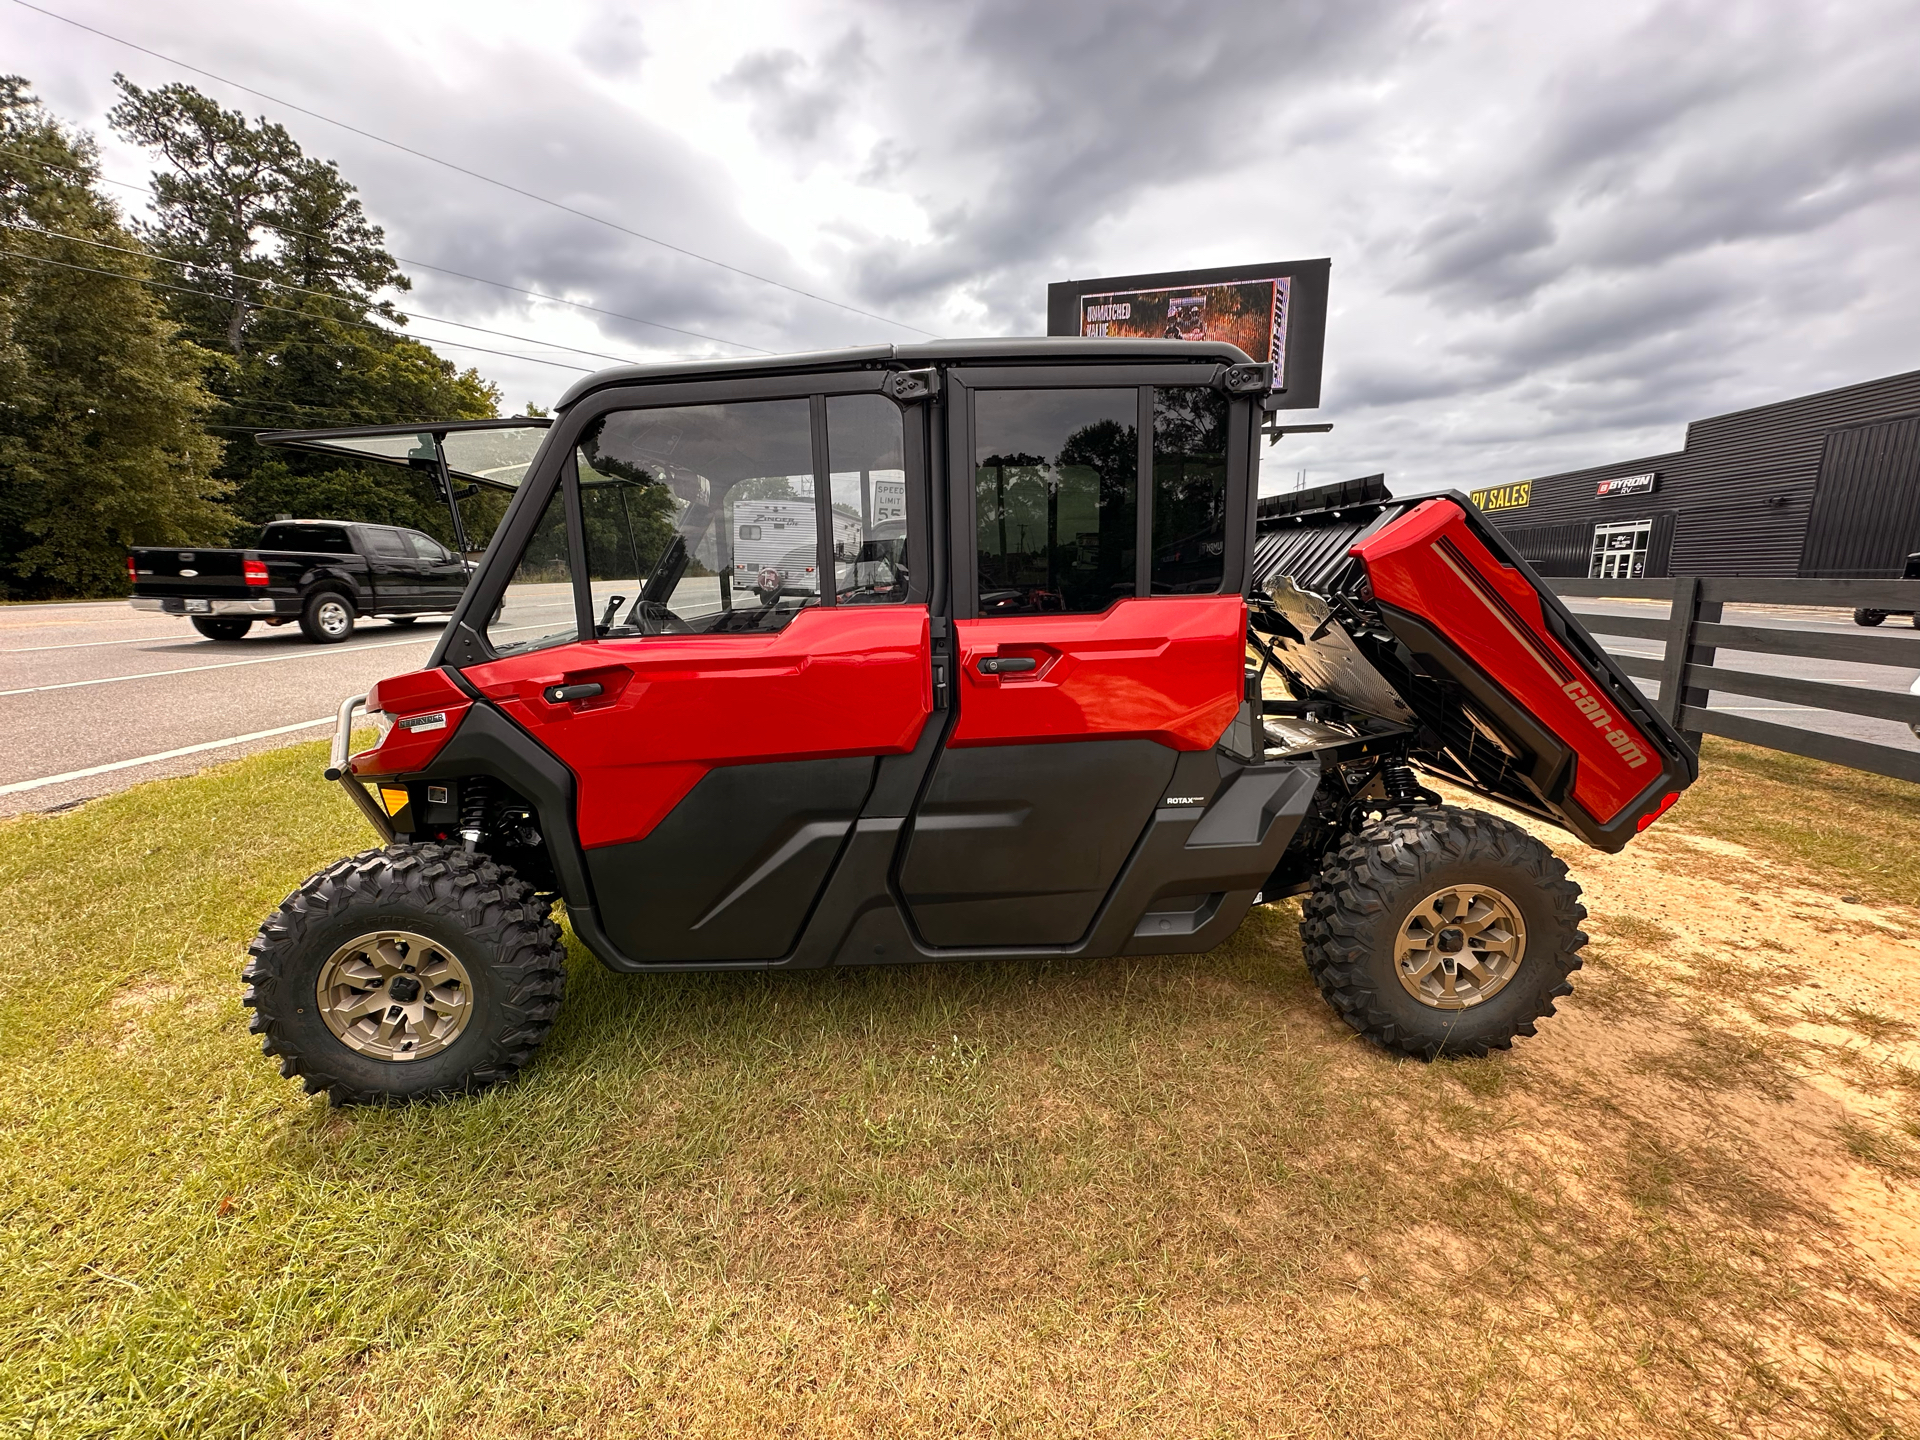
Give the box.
[324,693,397,844]
[129,597,282,616]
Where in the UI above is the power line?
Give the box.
[0,142,773,355]
[1,247,596,371]
[0,218,643,365]
[9,0,941,338]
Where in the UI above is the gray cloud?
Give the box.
[5,0,1918,482]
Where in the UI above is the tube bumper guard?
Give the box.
[324,692,396,844]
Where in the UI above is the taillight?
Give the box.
[125,555,137,584]
[243,558,269,587]
[1635,791,1682,832]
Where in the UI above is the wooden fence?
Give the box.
[1547,577,1920,784]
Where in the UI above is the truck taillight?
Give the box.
[125,555,136,584]
[243,558,269,587]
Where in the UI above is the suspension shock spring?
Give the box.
[458,777,492,852]
[1383,764,1421,804]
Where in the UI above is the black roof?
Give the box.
[553,336,1253,409]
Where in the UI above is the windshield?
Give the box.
[255,420,549,488]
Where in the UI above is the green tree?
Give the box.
[0,77,230,598]
[107,77,499,545]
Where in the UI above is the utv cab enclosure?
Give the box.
[243,338,1696,1104]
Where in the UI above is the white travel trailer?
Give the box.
[731,499,862,598]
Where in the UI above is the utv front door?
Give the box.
[459,378,933,965]
[898,368,1254,948]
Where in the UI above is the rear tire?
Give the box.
[1855,609,1887,627]
[242,844,568,1105]
[299,590,356,643]
[190,616,252,641]
[390,615,419,626]
[1300,806,1587,1059]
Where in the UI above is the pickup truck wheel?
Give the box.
[1854,609,1887,627]
[300,591,356,643]
[1300,806,1587,1059]
[190,616,252,641]
[242,844,567,1105]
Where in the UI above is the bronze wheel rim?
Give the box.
[1393,884,1526,1010]
[316,931,472,1061]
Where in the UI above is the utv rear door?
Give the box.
[456,375,934,965]
[898,366,1255,948]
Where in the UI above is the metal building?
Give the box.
[1480,368,1920,578]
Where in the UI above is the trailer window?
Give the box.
[828,395,911,604]
[1150,388,1229,594]
[974,389,1137,615]
[575,399,822,637]
[486,482,578,656]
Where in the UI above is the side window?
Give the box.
[1150,388,1230,594]
[406,532,451,563]
[362,528,409,558]
[974,389,1137,615]
[576,398,820,636]
[485,481,578,656]
[828,394,912,604]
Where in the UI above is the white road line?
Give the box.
[0,718,331,796]
[0,634,203,654]
[0,634,432,696]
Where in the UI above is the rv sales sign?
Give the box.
[1596,473,1659,498]
[1469,482,1531,513]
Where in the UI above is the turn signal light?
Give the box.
[243,558,270,587]
[1635,791,1682,832]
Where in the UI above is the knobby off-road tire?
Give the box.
[1300,806,1587,1059]
[190,616,252,641]
[299,590,356,643]
[243,844,567,1104]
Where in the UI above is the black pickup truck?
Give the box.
[128,519,470,643]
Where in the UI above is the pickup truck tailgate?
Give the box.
[129,547,252,599]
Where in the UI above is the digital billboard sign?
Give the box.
[1047,259,1329,410]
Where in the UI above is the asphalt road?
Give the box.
[3,594,1915,821]
[0,602,457,818]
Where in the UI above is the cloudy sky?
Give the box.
[6,0,1919,497]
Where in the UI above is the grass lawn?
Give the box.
[2,738,1918,1437]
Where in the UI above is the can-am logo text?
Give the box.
[1562,681,1647,768]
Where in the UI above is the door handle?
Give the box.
[976,656,1037,675]
[543,681,604,704]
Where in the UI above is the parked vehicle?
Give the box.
[731,499,861,599]
[1853,552,1920,627]
[129,520,470,643]
[238,338,1695,1105]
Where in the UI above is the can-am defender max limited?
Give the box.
[240,339,1695,1103]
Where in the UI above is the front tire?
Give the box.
[300,591,356,643]
[190,616,252,641]
[1300,807,1587,1058]
[242,844,567,1104]
[1855,608,1887,627]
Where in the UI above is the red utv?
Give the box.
[242,339,1695,1104]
